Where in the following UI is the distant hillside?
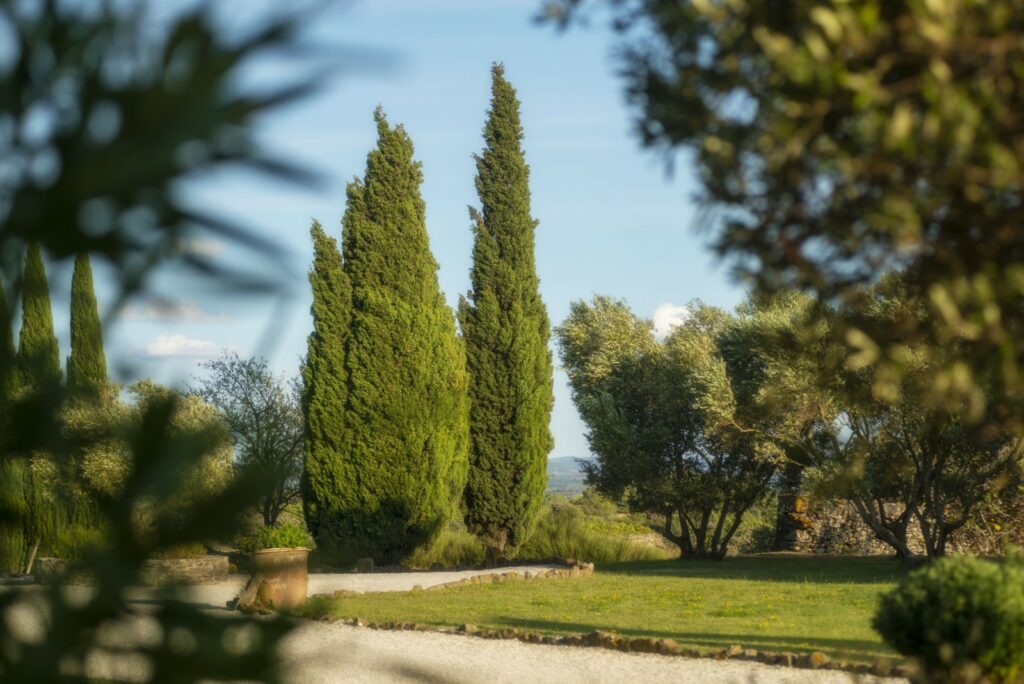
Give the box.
[546,456,590,496]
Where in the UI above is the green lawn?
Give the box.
[295,555,907,663]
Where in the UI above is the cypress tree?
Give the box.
[66,253,107,399]
[0,276,16,401]
[16,243,61,391]
[460,64,554,556]
[302,220,351,545]
[331,108,469,562]
[0,277,25,573]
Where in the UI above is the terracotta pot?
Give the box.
[252,548,309,609]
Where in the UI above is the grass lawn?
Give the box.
[295,555,907,663]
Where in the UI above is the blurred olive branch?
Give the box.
[0,1,342,680]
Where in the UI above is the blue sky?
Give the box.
[44,0,744,459]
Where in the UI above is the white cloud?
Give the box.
[652,303,689,340]
[143,334,228,358]
[180,237,226,258]
[120,298,226,323]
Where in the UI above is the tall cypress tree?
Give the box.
[66,253,107,398]
[331,108,469,563]
[17,243,61,391]
[0,276,16,400]
[460,64,554,556]
[302,220,351,545]
[0,276,25,572]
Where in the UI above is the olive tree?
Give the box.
[732,286,1023,561]
[556,296,776,559]
[192,354,303,526]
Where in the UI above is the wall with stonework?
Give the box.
[35,555,229,585]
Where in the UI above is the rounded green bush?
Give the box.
[236,523,314,552]
[874,555,1024,683]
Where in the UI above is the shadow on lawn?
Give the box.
[598,555,907,585]
[494,617,893,661]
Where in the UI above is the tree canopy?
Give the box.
[545,0,1024,427]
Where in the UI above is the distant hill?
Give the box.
[546,456,590,496]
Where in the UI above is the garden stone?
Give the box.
[719,644,743,659]
[657,638,680,655]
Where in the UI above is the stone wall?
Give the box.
[35,555,229,586]
[804,501,925,555]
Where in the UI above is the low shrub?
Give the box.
[516,498,676,564]
[874,555,1024,683]
[236,522,313,552]
[404,527,485,568]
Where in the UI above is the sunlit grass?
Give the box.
[295,555,907,663]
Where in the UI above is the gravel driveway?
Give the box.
[110,565,563,609]
[281,621,904,684]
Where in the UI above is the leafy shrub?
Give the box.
[575,487,619,518]
[731,496,778,555]
[874,555,1024,683]
[151,543,207,560]
[236,522,313,552]
[404,527,485,568]
[516,497,676,564]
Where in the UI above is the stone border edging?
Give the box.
[305,562,913,681]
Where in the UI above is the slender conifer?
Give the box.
[67,254,107,398]
[460,65,554,556]
[16,243,61,391]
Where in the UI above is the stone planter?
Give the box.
[252,548,309,609]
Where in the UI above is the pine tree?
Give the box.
[16,243,61,391]
[328,108,469,563]
[460,64,554,556]
[302,220,351,545]
[66,253,107,399]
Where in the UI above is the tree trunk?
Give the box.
[772,463,808,551]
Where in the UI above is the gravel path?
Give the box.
[110,565,563,609]
[280,621,904,684]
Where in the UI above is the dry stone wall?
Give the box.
[35,555,229,586]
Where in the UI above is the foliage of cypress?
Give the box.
[16,243,61,391]
[302,220,352,545]
[0,277,15,399]
[66,253,107,399]
[460,64,554,555]
[326,108,469,563]
[0,277,25,573]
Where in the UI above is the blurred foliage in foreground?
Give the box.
[0,0,327,680]
[544,0,1024,430]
